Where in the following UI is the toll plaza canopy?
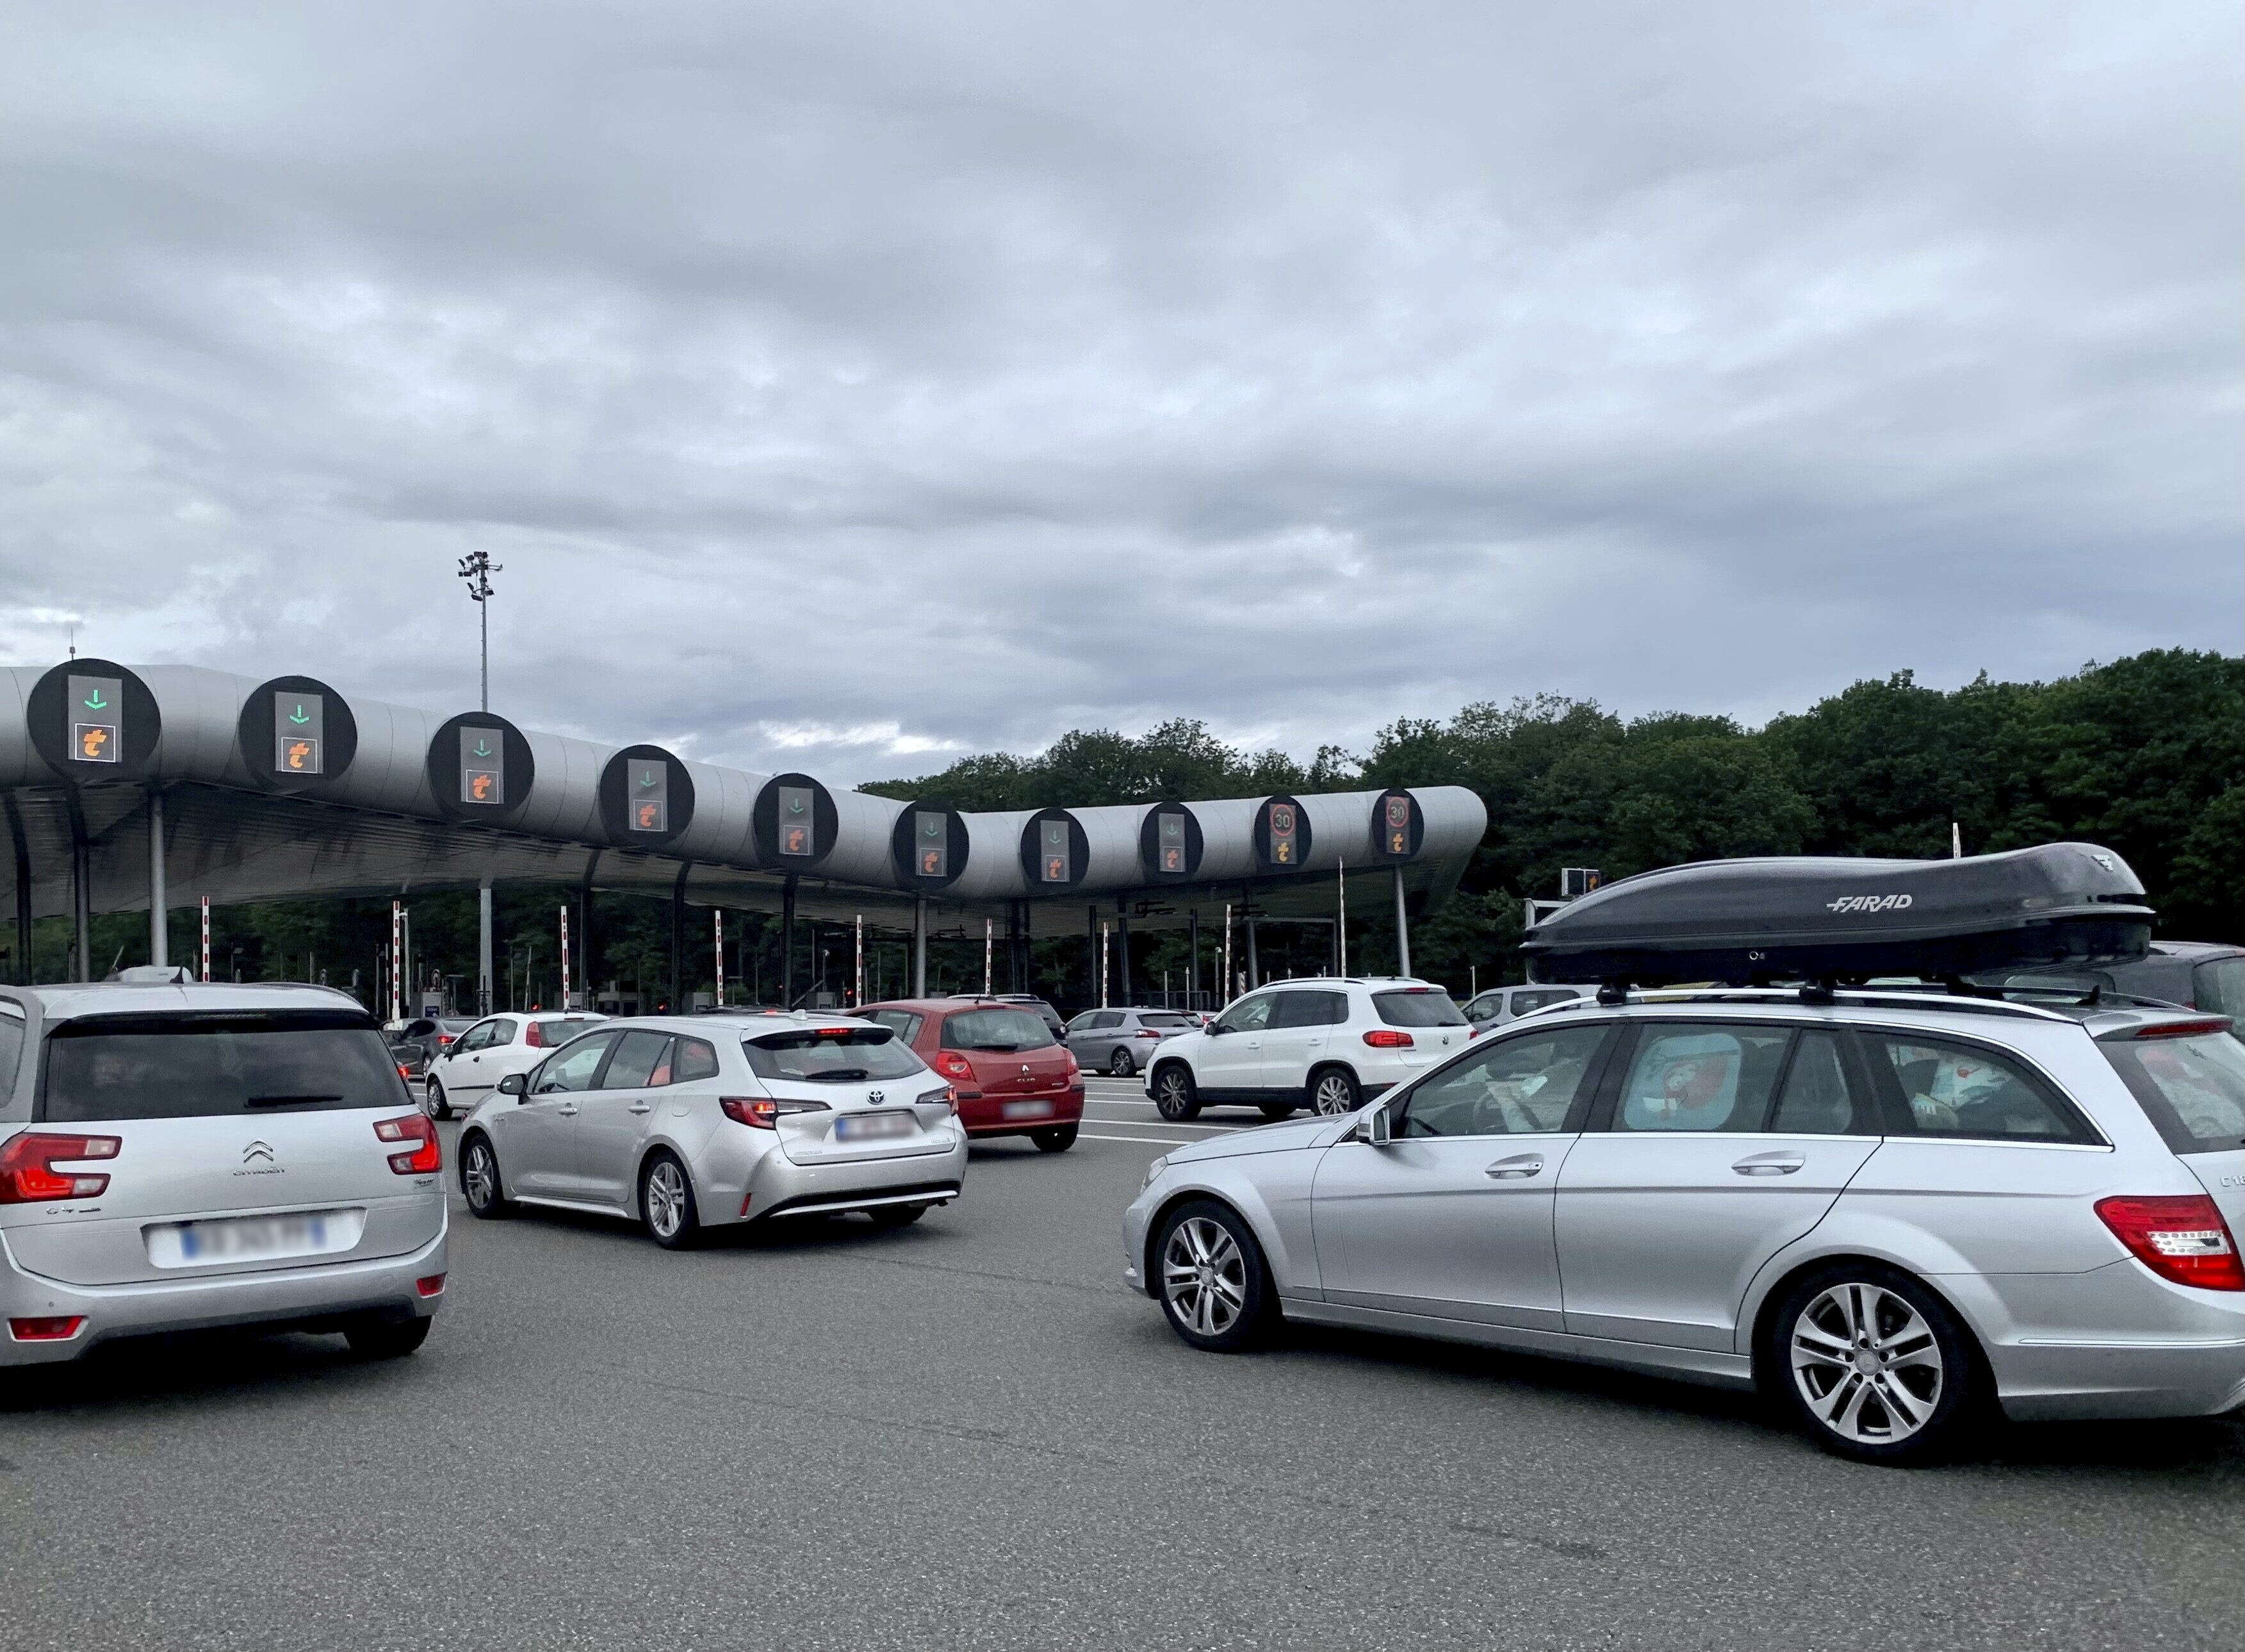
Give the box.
[0,659,1485,992]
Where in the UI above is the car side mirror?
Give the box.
[1365,1106,1392,1147]
[498,1072,528,1100]
[1205,1022,1227,1036]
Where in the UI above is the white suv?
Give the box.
[1145,978,1473,1121]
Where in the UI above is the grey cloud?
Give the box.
[0,1,2235,782]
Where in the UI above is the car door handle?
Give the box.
[627,1102,653,1115]
[555,1103,579,1116]
[1485,1154,1544,1179]
[1733,1152,1806,1175]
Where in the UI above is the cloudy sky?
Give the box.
[1,1,2235,783]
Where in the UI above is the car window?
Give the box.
[1398,1024,1609,1138]
[532,1031,617,1094]
[485,1019,519,1046]
[1514,990,1579,1015]
[1216,995,1275,1034]
[1767,1031,1863,1135]
[0,1004,22,1095]
[1088,1011,1125,1031]
[603,1029,674,1090]
[2100,1032,2245,1156]
[1271,991,1347,1029]
[1139,1012,1192,1028]
[1865,1033,2093,1144]
[743,1027,927,1082]
[1372,988,1467,1028]
[38,1011,409,1122]
[940,1008,1056,1051]
[1613,1024,1793,1133]
[1464,993,1502,1020]
[1065,1013,1097,1034]
[673,1038,720,1082]
[866,1010,924,1043]
[2194,959,2245,1019]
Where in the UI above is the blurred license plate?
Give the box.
[1001,1100,1052,1120]
[152,1213,339,1267]
[835,1113,915,1141]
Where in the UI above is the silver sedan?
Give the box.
[457,1014,967,1247]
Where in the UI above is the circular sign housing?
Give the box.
[755,773,839,869]
[238,675,359,793]
[1018,807,1091,891]
[427,713,535,822]
[891,799,968,890]
[599,744,695,849]
[1253,794,1313,871]
[1371,787,1424,860]
[1138,802,1204,882]
[28,657,161,781]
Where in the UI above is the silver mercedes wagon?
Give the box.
[1125,986,2245,1462]
[0,974,447,1370]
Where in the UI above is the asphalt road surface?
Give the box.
[5,1076,2243,1651]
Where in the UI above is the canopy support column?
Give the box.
[6,796,30,984]
[577,849,601,1011]
[146,787,168,969]
[67,792,90,983]
[1085,904,1098,1008]
[781,874,798,1007]
[669,862,691,1011]
[1187,909,1200,1010]
[1245,898,1260,992]
[478,878,494,1016]
[1392,866,1411,978]
[911,897,927,998]
[1114,899,1132,1007]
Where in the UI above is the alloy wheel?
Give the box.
[463,1141,497,1211]
[1312,1074,1357,1115]
[645,1159,688,1239]
[1154,1068,1196,1120]
[1790,1282,1945,1446]
[1108,1047,1134,1075]
[1162,1216,1247,1338]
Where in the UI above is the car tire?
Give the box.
[1031,1123,1078,1152]
[866,1203,927,1228]
[459,1133,511,1219]
[1761,1263,1985,1466]
[1107,1047,1135,1076]
[426,1079,450,1122]
[1258,1103,1296,1122]
[1151,1063,1201,1121]
[1154,1198,1277,1353]
[345,1316,432,1360]
[1308,1067,1361,1116]
[639,1151,701,1250]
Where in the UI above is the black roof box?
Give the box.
[1521,842,2153,989]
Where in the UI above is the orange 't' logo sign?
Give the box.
[286,740,313,771]
[79,727,110,760]
[635,802,659,829]
[471,773,494,802]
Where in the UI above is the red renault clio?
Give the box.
[856,998,1084,1152]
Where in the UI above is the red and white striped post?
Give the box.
[199,896,211,983]
[388,901,402,1021]
[559,904,572,1009]
[714,909,725,1006]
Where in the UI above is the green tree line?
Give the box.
[12,649,2236,1013]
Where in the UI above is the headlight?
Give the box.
[1142,1154,1169,1190]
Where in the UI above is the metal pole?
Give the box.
[1335,857,1346,978]
[912,897,928,997]
[669,862,690,1011]
[66,794,90,983]
[1221,903,1232,1002]
[983,917,992,995]
[480,591,489,714]
[714,910,725,1006]
[781,874,799,1007]
[1085,904,1098,1010]
[1246,910,1260,990]
[145,787,167,968]
[200,896,211,983]
[478,878,494,1015]
[5,796,29,985]
[854,913,863,1006]
[559,903,571,1010]
[577,849,600,1011]
[1188,909,1200,1011]
[390,901,404,1021]
[1115,904,1131,1005]
[1392,865,1411,978]
[1099,920,1111,1008]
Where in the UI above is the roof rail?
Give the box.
[1547,985,2078,1025]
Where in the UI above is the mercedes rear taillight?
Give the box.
[373,1113,442,1175]
[0,1132,120,1203]
[2095,1195,2245,1291]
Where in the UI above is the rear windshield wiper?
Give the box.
[246,1093,344,1106]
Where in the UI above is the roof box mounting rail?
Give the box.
[1521,842,2154,993]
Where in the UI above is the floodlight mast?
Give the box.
[456,552,502,712]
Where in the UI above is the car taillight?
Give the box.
[373,1113,442,1174]
[416,1273,447,1297]
[0,1132,120,1203]
[1136,1029,1164,1038]
[437,1034,455,1046]
[935,1051,974,1081]
[523,1021,545,1048]
[2131,1018,2235,1040]
[719,1097,831,1129]
[8,1316,85,1342]
[1362,1029,1415,1049]
[2095,1195,2245,1291]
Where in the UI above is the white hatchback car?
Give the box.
[1145,978,1474,1121]
[423,1010,608,1120]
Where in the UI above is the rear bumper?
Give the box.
[740,1135,968,1224]
[0,1228,448,1368]
[958,1088,1084,1136]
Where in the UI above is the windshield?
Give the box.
[742,1027,928,1083]
[41,1011,409,1122]
[2194,959,2245,1020]
[1139,1013,1192,1028]
[2102,1031,2245,1154]
[940,1008,1057,1052]
[1372,988,1467,1028]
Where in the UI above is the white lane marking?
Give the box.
[1077,1131,1197,1145]
[1081,1115,1242,1134]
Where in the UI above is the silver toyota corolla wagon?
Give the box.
[1125,987,2245,1462]
[1,974,448,1370]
